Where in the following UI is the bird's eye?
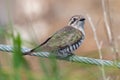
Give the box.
[70,18,77,24]
[73,18,77,21]
[72,18,77,23]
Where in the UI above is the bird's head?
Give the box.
[68,15,85,30]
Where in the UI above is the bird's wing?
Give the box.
[39,26,83,51]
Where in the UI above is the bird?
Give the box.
[24,15,85,58]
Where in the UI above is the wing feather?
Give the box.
[40,26,83,51]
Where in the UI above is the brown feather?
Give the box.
[34,26,83,52]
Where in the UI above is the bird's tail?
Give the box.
[23,49,34,55]
[23,36,52,55]
[23,45,41,55]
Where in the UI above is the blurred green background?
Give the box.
[0,0,120,80]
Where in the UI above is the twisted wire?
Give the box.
[0,44,120,68]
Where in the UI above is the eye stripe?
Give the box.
[70,17,77,25]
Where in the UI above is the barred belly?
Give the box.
[57,38,84,58]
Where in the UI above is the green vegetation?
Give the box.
[0,33,61,80]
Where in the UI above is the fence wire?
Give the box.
[0,44,120,68]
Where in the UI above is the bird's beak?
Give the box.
[80,18,85,21]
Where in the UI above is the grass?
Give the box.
[0,32,61,80]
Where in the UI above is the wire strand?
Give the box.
[0,44,120,68]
